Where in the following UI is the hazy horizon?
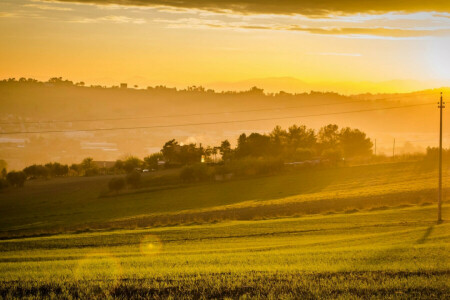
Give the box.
[1,0,450,94]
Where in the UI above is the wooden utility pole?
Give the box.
[374,139,377,156]
[438,92,445,223]
[393,138,395,158]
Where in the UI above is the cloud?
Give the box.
[313,53,362,57]
[0,12,16,18]
[71,15,146,23]
[156,18,450,37]
[286,26,450,37]
[44,0,450,16]
[24,3,73,11]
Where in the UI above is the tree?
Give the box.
[322,148,343,164]
[219,140,232,161]
[6,171,27,187]
[318,124,340,152]
[69,163,81,175]
[269,125,288,154]
[23,164,49,178]
[161,139,203,165]
[123,156,142,173]
[44,162,69,177]
[144,152,164,170]
[161,139,179,163]
[81,157,94,171]
[114,160,124,171]
[108,177,126,192]
[339,127,373,158]
[235,133,271,158]
[0,159,7,176]
[0,178,8,189]
[287,125,316,149]
[80,157,98,176]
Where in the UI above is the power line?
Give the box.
[0,99,367,125]
[0,92,438,125]
[0,102,435,135]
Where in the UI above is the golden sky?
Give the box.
[0,0,449,93]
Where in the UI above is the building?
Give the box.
[120,83,128,89]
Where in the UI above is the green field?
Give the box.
[0,161,449,298]
[0,205,449,298]
[0,161,448,237]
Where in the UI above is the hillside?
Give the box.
[0,80,447,169]
[0,161,447,238]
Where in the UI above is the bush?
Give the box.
[84,168,99,177]
[108,177,126,192]
[192,163,211,181]
[180,164,212,182]
[322,149,343,164]
[0,178,9,190]
[126,170,141,188]
[123,157,143,173]
[292,148,314,161]
[6,171,27,187]
[180,166,195,182]
[218,157,283,177]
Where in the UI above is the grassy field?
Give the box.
[0,161,449,298]
[0,204,448,298]
[0,161,447,238]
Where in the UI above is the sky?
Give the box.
[0,0,450,93]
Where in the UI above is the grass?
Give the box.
[0,204,448,298]
[0,160,449,298]
[0,161,448,237]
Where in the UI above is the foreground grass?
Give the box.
[0,205,449,299]
[0,161,447,237]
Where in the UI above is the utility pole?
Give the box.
[393,138,395,158]
[438,92,445,223]
[374,139,377,156]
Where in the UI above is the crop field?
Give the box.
[0,161,449,298]
[0,204,449,299]
[1,161,448,238]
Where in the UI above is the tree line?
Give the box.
[3,123,445,190]
[0,123,374,189]
[0,77,343,97]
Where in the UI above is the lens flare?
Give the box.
[139,235,163,256]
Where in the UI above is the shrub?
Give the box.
[219,157,283,177]
[108,177,126,192]
[6,171,27,187]
[0,178,8,190]
[192,163,211,181]
[144,152,164,170]
[126,170,141,188]
[180,164,212,182]
[322,149,343,164]
[84,168,99,177]
[123,157,143,173]
[292,148,314,161]
[180,166,195,182]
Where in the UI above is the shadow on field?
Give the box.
[416,226,434,244]
[361,246,406,268]
[354,224,437,270]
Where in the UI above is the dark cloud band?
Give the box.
[47,0,450,16]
